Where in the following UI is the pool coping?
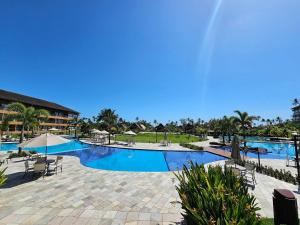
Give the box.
[80,140,230,159]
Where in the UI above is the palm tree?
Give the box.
[68,117,79,138]
[7,103,49,143]
[292,98,299,106]
[0,116,9,140]
[276,116,282,125]
[218,117,229,144]
[233,110,256,147]
[227,117,237,142]
[153,119,158,142]
[96,108,118,144]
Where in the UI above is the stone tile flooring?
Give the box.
[0,156,183,225]
[1,155,300,224]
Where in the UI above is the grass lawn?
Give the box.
[115,133,205,143]
[261,219,274,225]
[261,218,300,224]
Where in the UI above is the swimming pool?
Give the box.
[245,141,294,159]
[55,146,226,172]
[0,141,226,172]
[0,142,18,151]
[0,140,90,153]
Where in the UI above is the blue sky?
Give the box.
[0,0,299,123]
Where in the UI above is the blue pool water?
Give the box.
[0,141,226,172]
[245,141,294,159]
[56,146,226,172]
[0,140,89,154]
[0,142,18,151]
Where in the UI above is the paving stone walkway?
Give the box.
[0,156,183,225]
[1,153,300,224]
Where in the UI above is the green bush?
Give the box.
[8,150,36,159]
[209,141,226,146]
[180,143,204,151]
[0,167,7,186]
[175,163,261,225]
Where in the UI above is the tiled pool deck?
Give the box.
[1,153,300,224]
[0,156,183,225]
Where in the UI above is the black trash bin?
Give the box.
[273,189,299,225]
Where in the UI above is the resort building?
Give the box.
[292,105,300,125]
[0,89,79,134]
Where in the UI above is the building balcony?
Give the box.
[0,109,74,121]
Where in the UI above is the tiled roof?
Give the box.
[0,89,79,114]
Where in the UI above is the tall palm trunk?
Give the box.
[243,128,246,148]
[20,125,24,143]
[108,133,111,145]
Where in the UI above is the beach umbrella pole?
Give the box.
[257,151,260,167]
[293,134,300,192]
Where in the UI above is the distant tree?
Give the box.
[275,116,282,125]
[233,110,256,147]
[180,118,188,133]
[292,98,299,106]
[78,118,93,135]
[218,117,229,144]
[0,116,9,140]
[96,108,118,144]
[7,102,49,144]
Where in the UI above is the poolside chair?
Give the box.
[36,156,46,163]
[48,156,63,174]
[286,154,296,167]
[230,167,241,177]
[241,163,256,186]
[224,159,235,167]
[23,160,34,177]
[160,140,168,146]
[0,154,9,166]
[33,162,47,178]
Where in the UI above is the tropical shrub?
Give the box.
[180,143,204,150]
[209,141,226,146]
[175,163,261,225]
[0,168,7,186]
[8,150,36,159]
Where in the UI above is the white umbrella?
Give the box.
[91,129,101,134]
[100,130,109,135]
[19,133,70,155]
[231,135,241,161]
[124,130,136,136]
[49,128,59,131]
